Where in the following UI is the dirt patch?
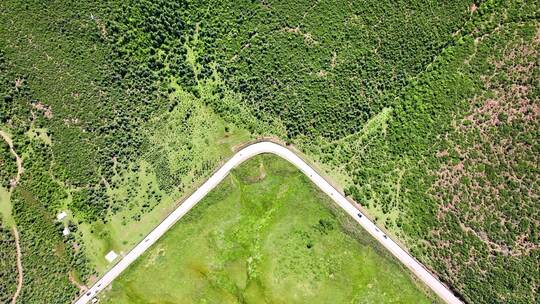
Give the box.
[97,20,108,39]
[303,32,317,45]
[258,162,266,180]
[283,26,300,34]
[63,118,80,125]
[331,52,337,68]
[69,270,88,293]
[317,70,328,77]
[32,102,53,119]
[14,78,23,89]
[282,26,318,45]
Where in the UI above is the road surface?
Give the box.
[74,141,462,304]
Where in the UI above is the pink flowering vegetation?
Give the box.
[430,23,539,301]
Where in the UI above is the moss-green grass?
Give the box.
[0,186,13,227]
[101,155,436,303]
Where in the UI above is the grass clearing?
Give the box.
[0,186,13,227]
[101,155,437,303]
[26,127,52,146]
[78,89,252,274]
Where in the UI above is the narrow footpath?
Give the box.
[11,226,23,304]
[0,131,23,187]
[0,130,24,304]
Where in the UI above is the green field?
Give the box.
[102,155,436,303]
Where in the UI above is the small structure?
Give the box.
[62,227,70,236]
[105,250,118,263]
[57,211,67,221]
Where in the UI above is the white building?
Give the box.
[105,250,118,263]
[57,211,67,221]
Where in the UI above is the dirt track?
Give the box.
[0,130,25,303]
[11,227,23,304]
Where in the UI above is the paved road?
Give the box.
[74,142,462,304]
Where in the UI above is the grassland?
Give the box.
[101,155,436,304]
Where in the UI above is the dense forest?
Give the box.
[330,14,539,303]
[0,139,17,187]
[0,223,17,302]
[0,0,538,303]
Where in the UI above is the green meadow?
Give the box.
[101,155,436,303]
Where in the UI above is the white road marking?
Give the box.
[74,142,462,304]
